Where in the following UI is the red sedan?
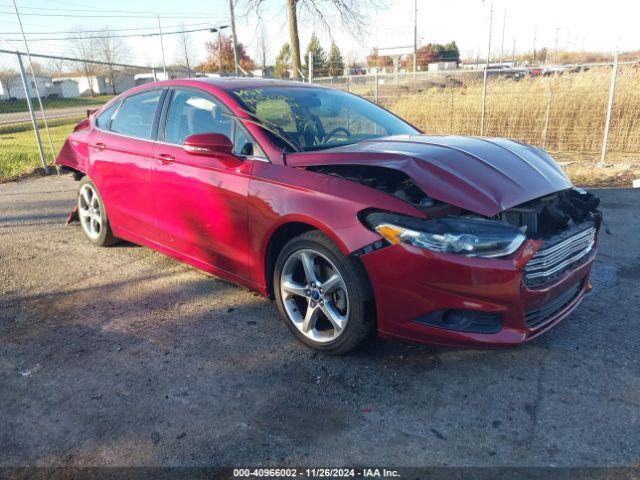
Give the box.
[56,78,601,354]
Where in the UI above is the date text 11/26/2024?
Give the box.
[233,468,401,477]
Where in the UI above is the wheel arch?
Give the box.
[263,217,351,299]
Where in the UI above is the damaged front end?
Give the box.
[306,163,602,290]
[291,135,602,345]
[498,189,602,288]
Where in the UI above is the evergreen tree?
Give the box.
[274,43,291,78]
[327,42,345,77]
[303,33,327,77]
[442,41,460,63]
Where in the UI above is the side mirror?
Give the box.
[183,133,233,156]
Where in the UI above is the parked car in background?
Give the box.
[486,65,526,80]
[543,65,573,76]
[56,78,602,354]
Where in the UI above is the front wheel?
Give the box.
[274,231,374,355]
[77,177,119,247]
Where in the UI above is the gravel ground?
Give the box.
[1,174,639,468]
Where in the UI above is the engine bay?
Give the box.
[497,189,601,238]
[309,164,601,240]
[308,164,433,207]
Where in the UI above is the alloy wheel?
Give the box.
[279,249,349,343]
[78,184,102,240]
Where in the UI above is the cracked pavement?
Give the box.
[0,175,639,467]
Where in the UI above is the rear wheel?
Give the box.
[274,231,374,354]
[77,177,119,247]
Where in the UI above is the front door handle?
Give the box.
[155,153,175,165]
[93,142,107,151]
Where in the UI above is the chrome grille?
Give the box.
[524,225,596,286]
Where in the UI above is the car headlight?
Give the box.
[363,212,526,258]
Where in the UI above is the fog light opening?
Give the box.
[413,309,502,334]
[441,310,475,329]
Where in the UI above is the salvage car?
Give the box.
[56,79,602,354]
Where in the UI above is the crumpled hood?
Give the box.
[286,135,572,217]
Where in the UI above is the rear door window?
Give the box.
[95,101,121,130]
[110,90,162,140]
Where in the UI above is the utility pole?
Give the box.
[532,27,537,63]
[500,8,506,64]
[259,24,267,71]
[228,0,240,75]
[210,26,229,73]
[218,30,223,72]
[553,25,559,64]
[413,0,417,79]
[157,14,167,78]
[486,2,493,66]
[512,38,516,64]
[182,35,191,78]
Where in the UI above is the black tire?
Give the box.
[274,230,375,355]
[77,176,119,247]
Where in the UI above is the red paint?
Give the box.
[55,78,597,348]
[361,241,596,348]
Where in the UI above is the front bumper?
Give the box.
[359,238,597,348]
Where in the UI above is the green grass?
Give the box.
[0,95,114,114]
[0,120,78,182]
[0,115,85,135]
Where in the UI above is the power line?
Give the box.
[0,8,227,19]
[0,1,229,16]
[0,22,214,35]
[0,26,220,42]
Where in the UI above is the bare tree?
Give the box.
[243,0,380,80]
[174,26,193,77]
[0,68,18,99]
[97,30,129,95]
[69,28,99,96]
[44,56,68,78]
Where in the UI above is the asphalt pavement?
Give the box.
[0,174,639,468]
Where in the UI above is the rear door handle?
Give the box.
[93,142,107,151]
[155,153,175,164]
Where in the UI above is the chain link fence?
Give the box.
[2,46,639,186]
[313,61,640,184]
[0,48,195,180]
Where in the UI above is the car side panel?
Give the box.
[150,143,253,280]
[246,161,425,291]
[88,130,157,241]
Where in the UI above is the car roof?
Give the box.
[170,77,329,91]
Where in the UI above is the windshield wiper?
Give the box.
[226,108,302,153]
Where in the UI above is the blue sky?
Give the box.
[0,0,637,68]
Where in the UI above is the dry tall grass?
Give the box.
[389,66,640,163]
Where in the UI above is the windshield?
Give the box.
[230,86,418,151]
